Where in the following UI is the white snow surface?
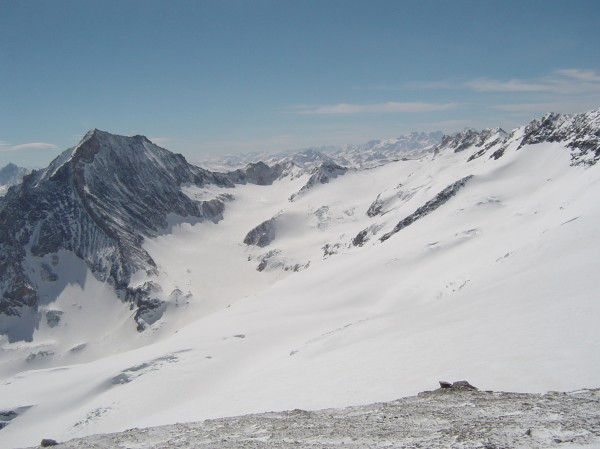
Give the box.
[1,137,600,448]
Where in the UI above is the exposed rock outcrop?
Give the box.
[244,217,278,248]
[380,176,473,242]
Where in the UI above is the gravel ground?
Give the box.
[29,388,600,449]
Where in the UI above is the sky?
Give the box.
[1,0,600,168]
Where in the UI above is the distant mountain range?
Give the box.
[196,131,444,171]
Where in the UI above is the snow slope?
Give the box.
[1,114,600,448]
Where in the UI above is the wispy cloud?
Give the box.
[378,69,600,95]
[366,81,455,91]
[0,141,58,152]
[490,102,562,112]
[465,79,548,93]
[294,101,460,115]
[466,69,600,95]
[552,68,600,84]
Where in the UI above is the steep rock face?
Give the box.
[0,129,234,340]
[243,217,278,247]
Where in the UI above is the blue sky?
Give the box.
[1,0,599,168]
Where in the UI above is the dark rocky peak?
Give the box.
[0,130,237,341]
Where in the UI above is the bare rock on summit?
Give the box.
[437,380,478,391]
[452,380,478,390]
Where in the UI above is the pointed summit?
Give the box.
[0,129,235,341]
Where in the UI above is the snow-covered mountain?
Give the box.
[1,110,599,449]
[0,129,245,341]
[0,163,29,196]
[197,131,443,171]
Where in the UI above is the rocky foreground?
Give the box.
[29,386,600,449]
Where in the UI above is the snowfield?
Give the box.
[1,114,600,448]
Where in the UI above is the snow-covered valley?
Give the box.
[1,111,600,448]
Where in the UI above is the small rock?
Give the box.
[452,380,478,390]
[439,381,452,389]
[40,439,59,447]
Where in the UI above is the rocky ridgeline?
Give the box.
[450,110,600,166]
[519,111,600,165]
[438,128,508,155]
[374,175,473,244]
[29,385,600,449]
